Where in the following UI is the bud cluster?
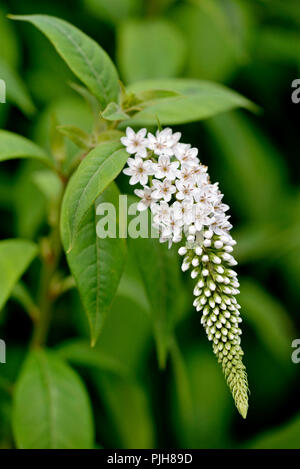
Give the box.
[179,230,248,418]
[121,127,249,417]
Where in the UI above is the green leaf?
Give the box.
[0,239,37,310]
[134,88,180,102]
[83,0,141,25]
[71,269,152,374]
[117,19,186,84]
[129,237,182,368]
[58,124,92,150]
[91,372,155,449]
[60,141,128,252]
[0,58,35,116]
[254,27,300,64]
[13,163,47,239]
[239,278,294,364]
[0,9,19,68]
[204,112,288,223]
[97,129,124,144]
[124,78,256,126]
[33,95,94,175]
[10,14,119,108]
[65,183,127,345]
[32,170,62,203]
[170,344,231,448]
[102,102,129,121]
[170,0,250,82]
[57,339,128,376]
[170,338,193,434]
[13,349,94,449]
[69,81,101,120]
[248,413,300,449]
[0,130,54,168]
[83,247,152,373]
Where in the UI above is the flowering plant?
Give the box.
[122,127,248,418]
[0,10,259,449]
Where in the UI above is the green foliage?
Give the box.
[248,413,300,449]
[0,0,298,450]
[0,59,35,116]
[117,19,186,83]
[65,183,127,345]
[204,112,288,222]
[0,240,37,310]
[13,349,94,449]
[130,236,183,368]
[170,0,249,82]
[10,15,120,108]
[125,78,256,126]
[60,142,128,252]
[83,0,141,25]
[171,345,232,448]
[91,372,155,449]
[239,278,294,364]
[0,130,53,167]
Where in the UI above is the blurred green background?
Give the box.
[1,0,300,449]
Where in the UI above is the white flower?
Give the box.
[161,209,183,241]
[193,203,212,232]
[151,200,170,226]
[192,164,208,183]
[121,126,233,242]
[175,179,194,202]
[120,127,148,158]
[178,165,196,186]
[193,183,213,204]
[210,215,232,235]
[147,128,181,156]
[174,143,199,166]
[172,200,194,226]
[123,157,153,186]
[152,155,180,180]
[134,186,157,211]
[152,178,176,202]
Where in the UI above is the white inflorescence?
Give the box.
[121,126,249,418]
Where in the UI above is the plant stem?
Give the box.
[30,183,66,348]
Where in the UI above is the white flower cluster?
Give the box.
[122,127,232,248]
[121,126,249,418]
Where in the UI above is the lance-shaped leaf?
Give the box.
[0,58,35,116]
[124,78,257,126]
[58,125,93,150]
[13,349,94,449]
[129,236,182,368]
[10,14,119,108]
[0,130,54,168]
[60,141,128,252]
[0,239,38,310]
[101,102,129,121]
[65,183,127,345]
[56,339,128,377]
